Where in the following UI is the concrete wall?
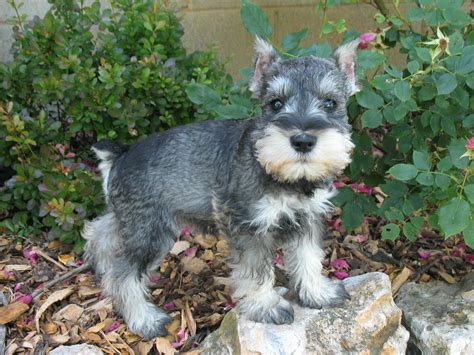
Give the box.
[0,0,409,77]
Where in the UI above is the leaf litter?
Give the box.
[0,206,472,353]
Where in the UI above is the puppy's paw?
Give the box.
[243,296,295,325]
[298,277,350,309]
[128,308,172,340]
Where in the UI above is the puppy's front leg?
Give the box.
[283,222,350,309]
[230,238,294,325]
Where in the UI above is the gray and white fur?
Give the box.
[83,37,359,339]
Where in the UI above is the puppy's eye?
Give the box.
[270,99,284,111]
[322,99,337,111]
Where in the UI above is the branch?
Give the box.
[372,0,390,18]
[31,264,91,299]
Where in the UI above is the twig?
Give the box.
[31,264,90,299]
[33,247,68,271]
[372,0,390,18]
[99,330,121,354]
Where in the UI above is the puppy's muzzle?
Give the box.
[290,133,317,153]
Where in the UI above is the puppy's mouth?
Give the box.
[255,126,354,182]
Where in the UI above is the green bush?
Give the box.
[0,0,232,247]
[191,0,473,247]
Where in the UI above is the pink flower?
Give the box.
[331,259,350,271]
[19,294,32,305]
[224,300,236,310]
[274,254,284,267]
[359,32,377,49]
[465,137,474,149]
[451,249,462,257]
[350,183,373,195]
[417,249,431,260]
[164,301,177,311]
[184,246,198,258]
[172,328,189,349]
[180,227,193,236]
[355,234,369,243]
[333,181,345,188]
[464,254,474,265]
[329,217,342,232]
[149,274,161,283]
[23,249,38,264]
[14,283,22,292]
[333,271,350,280]
[106,321,120,333]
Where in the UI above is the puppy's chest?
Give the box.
[249,189,334,235]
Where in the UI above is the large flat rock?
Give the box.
[396,272,474,355]
[201,272,409,354]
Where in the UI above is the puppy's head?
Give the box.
[251,38,358,183]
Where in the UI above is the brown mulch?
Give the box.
[1,199,472,353]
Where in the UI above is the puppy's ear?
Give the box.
[250,37,280,96]
[333,39,360,96]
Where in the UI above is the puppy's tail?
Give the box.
[92,140,128,196]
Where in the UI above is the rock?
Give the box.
[396,272,474,355]
[201,272,409,354]
[50,344,104,355]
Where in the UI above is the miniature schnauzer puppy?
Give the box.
[84,37,359,339]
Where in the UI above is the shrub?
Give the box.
[190,0,473,247]
[0,0,231,248]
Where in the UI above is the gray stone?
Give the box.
[201,272,409,355]
[396,272,474,355]
[50,344,104,355]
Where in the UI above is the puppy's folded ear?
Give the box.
[250,37,280,96]
[333,39,360,96]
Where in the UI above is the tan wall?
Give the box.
[177,0,413,77]
[0,1,424,77]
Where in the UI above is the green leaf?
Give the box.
[297,43,332,58]
[435,174,451,188]
[394,80,411,101]
[357,51,386,71]
[415,47,432,63]
[240,0,272,39]
[381,223,400,240]
[437,198,470,237]
[455,46,474,75]
[281,28,308,52]
[388,164,418,181]
[403,222,418,240]
[435,73,458,95]
[416,173,434,186]
[341,200,365,231]
[185,83,221,109]
[214,104,249,119]
[463,219,474,249]
[413,151,431,170]
[385,207,404,222]
[356,90,384,109]
[407,60,420,74]
[464,184,474,204]
[361,109,382,128]
[448,138,470,169]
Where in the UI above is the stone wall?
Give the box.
[0,0,409,76]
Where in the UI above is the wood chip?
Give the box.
[5,264,31,272]
[137,341,154,355]
[181,256,207,274]
[194,234,218,249]
[53,304,84,322]
[391,266,413,295]
[155,337,175,355]
[43,322,58,334]
[77,286,101,299]
[170,241,191,256]
[0,302,29,324]
[436,269,456,284]
[215,240,229,256]
[184,302,196,336]
[50,333,70,344]
[35,287,74,331]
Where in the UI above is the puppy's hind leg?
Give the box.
[102,208,178,339]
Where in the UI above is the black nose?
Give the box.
[290,133,317,153]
